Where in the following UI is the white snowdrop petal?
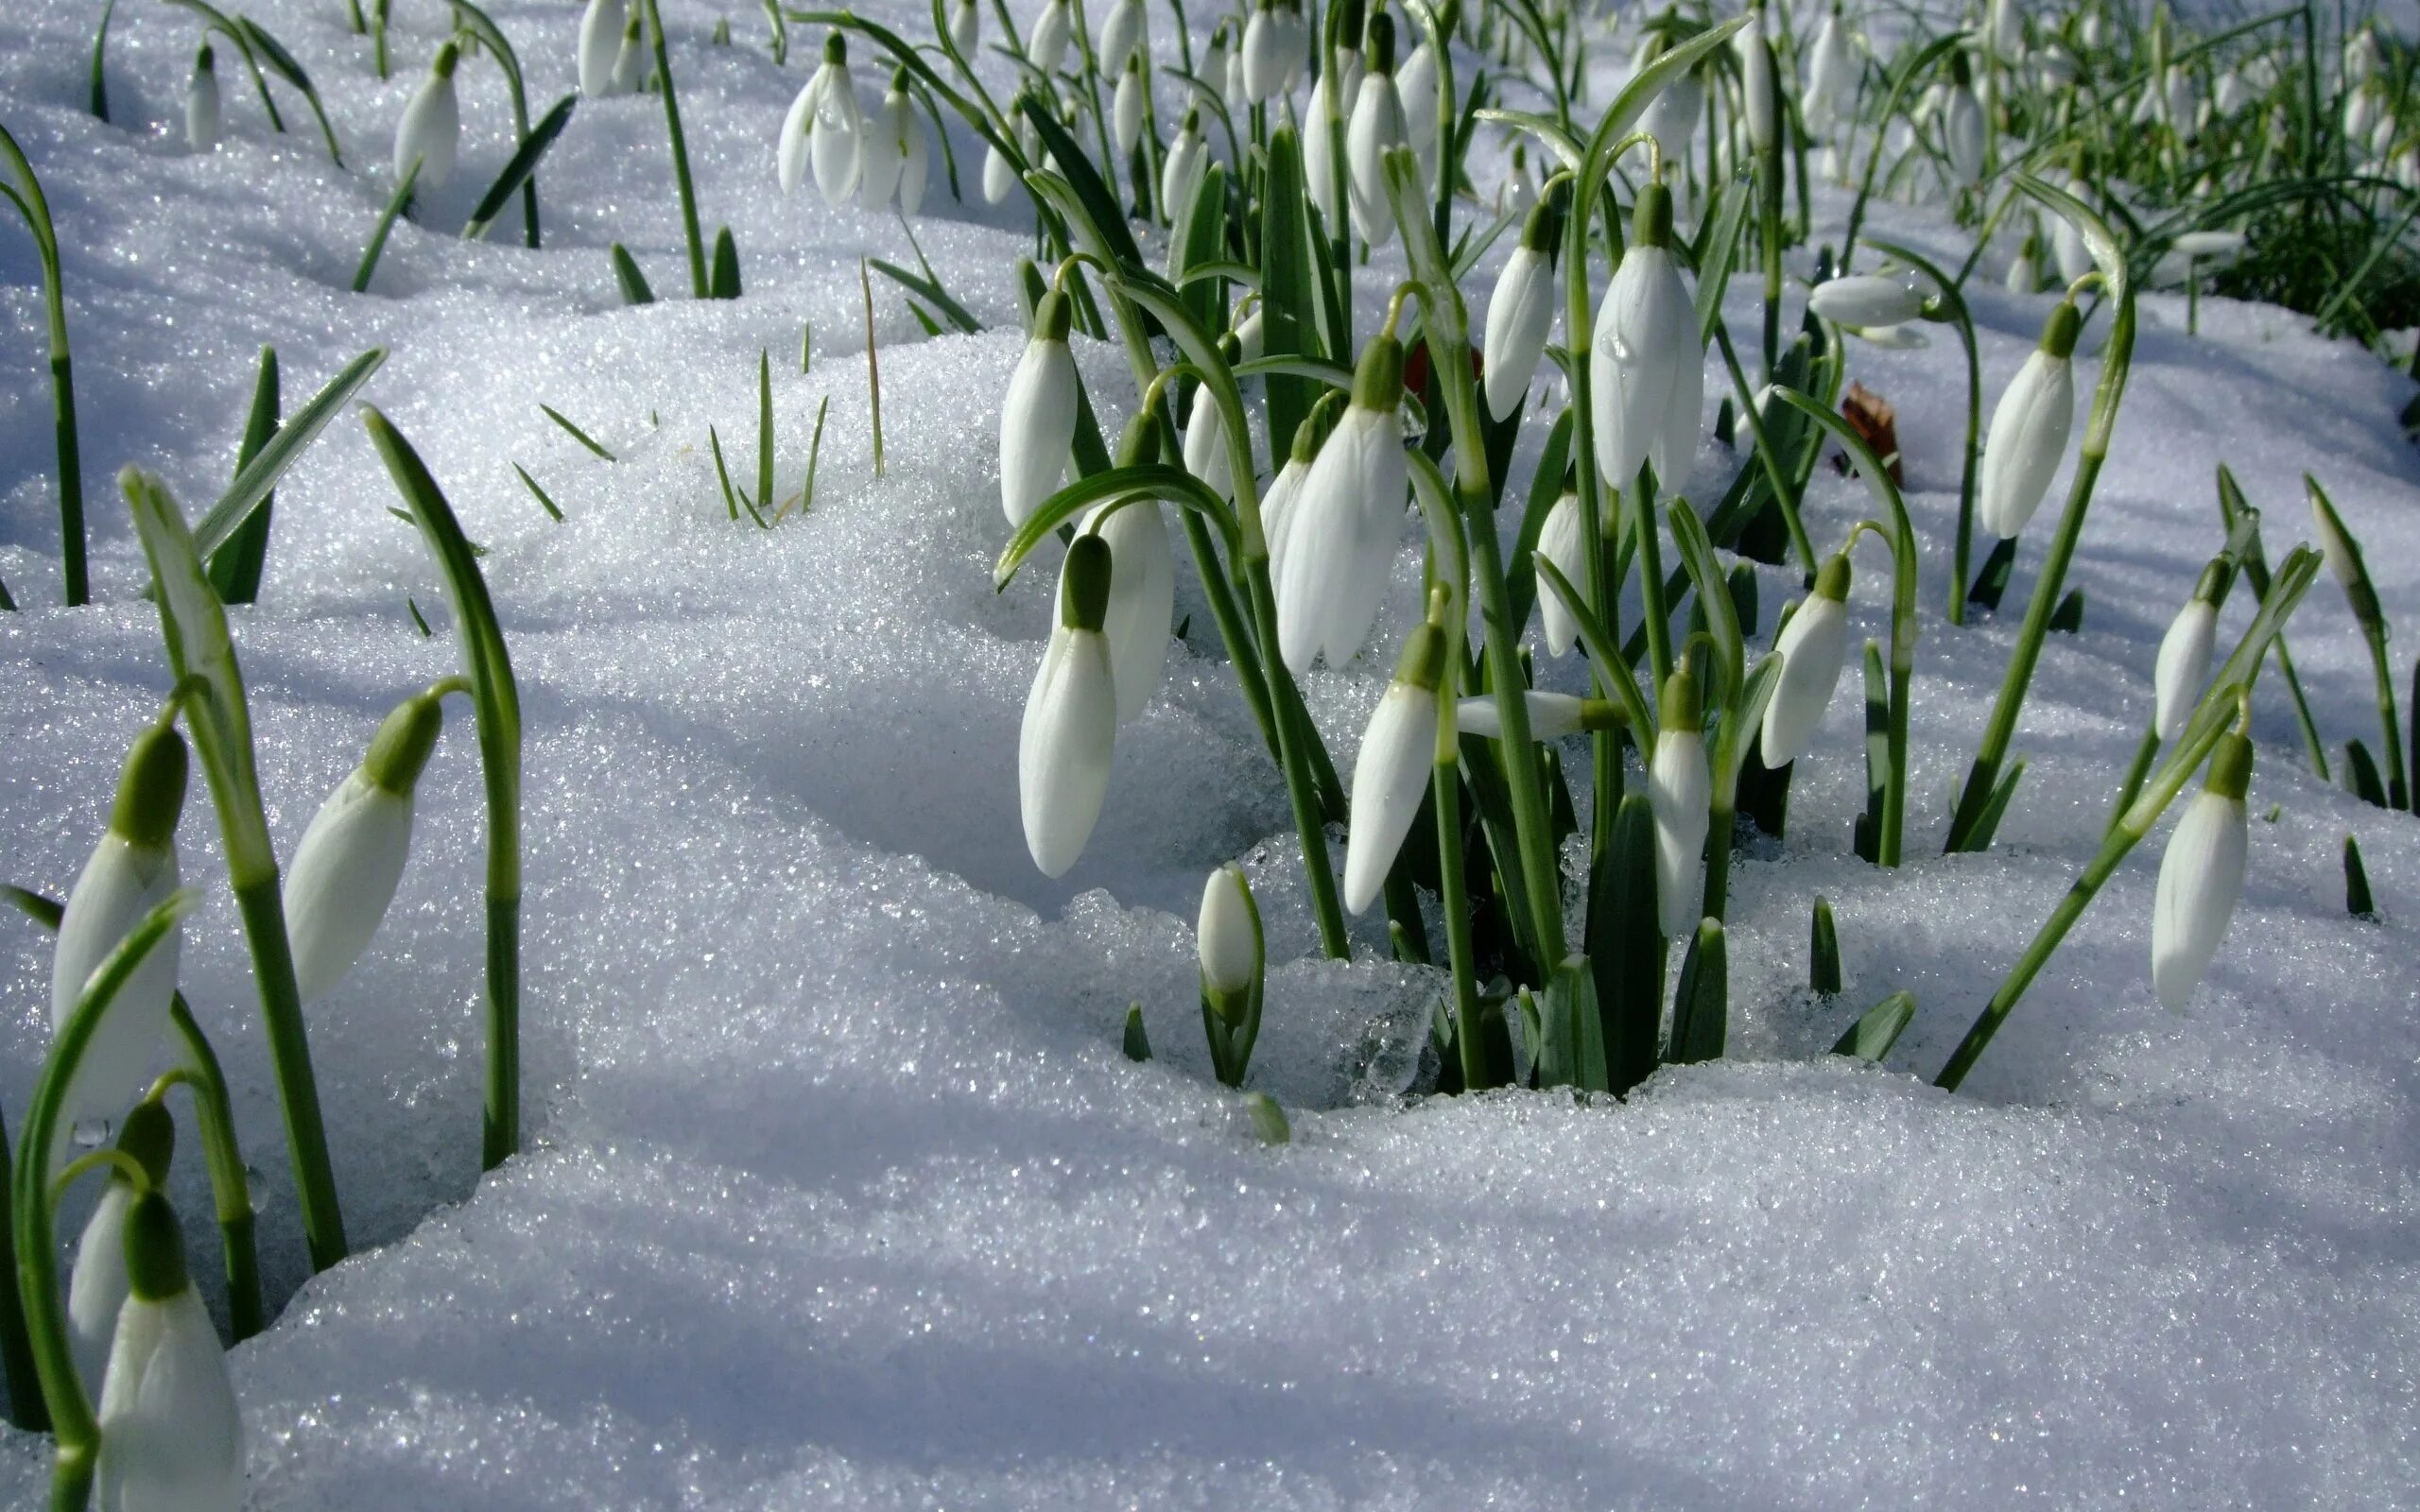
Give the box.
[97,1290,245,1512]
[52,836,180,1140]
[1000,339,1078,526]
[2152,791,2248,1011]
[1019,629,1119,876]
[284,772,416,1003]
[1649,730,1711,938]
[1083,501,1175,723]
[1481,248,1556,421]
[1344,683,1437,915]
[1761,595,1850,767]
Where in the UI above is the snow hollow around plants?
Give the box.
[0,0,2414,1505]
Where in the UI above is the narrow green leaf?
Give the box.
[464,94,576,240]
[1244,1091,1290,1145]
[192,348,386,561]
[510,463,564,522]
[1122,1003,1150,1060]
[541,404,615,460]
[1831,990,1914,1062]
[1588,792,1664,1094]
[1809,896,1841,997]
[710,225,742,299]
[353,156,424,294]
[1668,919,1727,1066]
[206,346,280,604]
[610,243,655,304]
[2048,587,2084,633]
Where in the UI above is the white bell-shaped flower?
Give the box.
[1945,82,1984,185]
[947,0,978,55]
[1303,72,1341,228]
[859,72,920,211]
[1161,110,1209,215]
[1028,0,1072,75]
[1458,690,1595,741]
[1344,19,1407,245]
[1989,0,2023,57]
[1977,300,2079,539]
[579,0,627,95]
[1648,665,1712,938]
[982,121,1026,205]
[1000,291,1079,526]
[1533,485,1586,657]
[776,63,823,195]
[1242,0,1285,103]
[1181,392,1235,502]
[1807,272,1930,329]
[1638,59,1703,166]
[53,726,186,1142]
[1276,1,1308,91]
[1590,180,1703,495]
[895,93,931,215]
[1114,55,1147,156]
[2050,194,2093,284]
[1197,863,1262,998]
[1273,335,1409,672]
[1343,618,1445,914]
[611,9,647,92]
[1481,197,1560,420]
[1224,43,1250,115]
[2006,243,2040,293]
[1020,535,1121,876]
[1740,29,1779,155]
[1084,420,1177,723]
[2152,564,2224,743]
[1396,37,1439,185]
[285,694,442,1003]
[1098,0,1146,77]
[805,35,865,205]
[1260,401,1333,585]
[393,40,461,188]
[1802,8,1853,132]
[95,1193,244,1512]
[1760,554,1851,767]
[2152,733,2251,1010]
[67,1100,173,1396]
[185,45,220,152]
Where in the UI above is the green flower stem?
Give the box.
[2360,621,2409,809]
[1387,149,1565,957]
[156,998,263,1340]
[1947,180,2136,853]
[0,125,87,607]
[2107,725,2161,833]
[0,1092,37,1432]
[15,893,192,1512]
[1710,322,1816,576]
[446,0,541,247]
[230,877,347,1264]
[642,0,710,297]
[1865,238,1980,624]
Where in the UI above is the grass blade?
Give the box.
[192,347,386,560]
[464,94,576,241]
[206,346,279,603]
[354,155,424,293]
[540,404,615,460]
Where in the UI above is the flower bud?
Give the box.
[1273,337,1409,672]
[1197,864,1261,1000]
[185,44,220,152]
[1457,690,1602,740]
[68,1100,174,1394]
[1649,666,1710,937]
[579,0,628,96]
[1760,554,1852,766]
[2152,566,2223,742]
[285,695,441,1003]
[1342,620,1445,914]
[1977,303,2079,540]
[393,42,462,187]
[1807,273,1929,329]
[1481,200,1559,420]
[1591,190,1702,494]
[1020,537,1120,876]
[1533,485,1584,657]
[2152,734,2251,1010]
[1001,292,1080,526]
[97,1193,244,1512]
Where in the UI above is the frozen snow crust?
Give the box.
[0,0,2415,1504]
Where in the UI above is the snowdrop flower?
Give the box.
[1761,554,1851,766]
[1198,858,1262,1035]
[95,1192,244,1512]
[1233,297,1265,361]
[1988,0,2022,57]
[2006,235,2041,294]
[1273,333,1409,672]
[2213,67,2249,114]
[611,9,647,93]
[1396,35,1440,184]
[1162,109,1208,213]
[1277,1,1308,92]
[1343,616,1445,914]
[393,40,461,188]
[894,82,931,215]
[185,44,219,152]
[1740,26,1779,156]
[2049,183,2093,284]
[1638,51,1703,165]
[1978,300,2079,540]
[1261,399,1335,585]
[579,0,627,95]
[2309,483,2366,596]
[1223,41,1250,115]
[2152,732,2251,1010]
[285,692,442,1003]
[2152,565,2223,743]
[1001,290,1079,526]
[1807,272,1931,330]
[1304,70,1342,227]
[1180,387,1236,503]
[1200,25,1231,107]
[1649,663,1711,937]
[984,115,1039,204]
[1802,7,1853,133]
[808,35,865,204]
[1114,55,1147,156]
[2164,66,2199,137]
[947,0,978,56]
[2081,12,2104,48]
[1944,58,1984,186]
[1085,414,1177,722]
[67,1099,172,1396]
[2345,26,2381,86]
[2036,45,2078,93]
[53,725,185,1140]
[1028,0,1072,74]
[1098,0,1146,77]
[1021,535,1120,876]
[1499,143,1536,215]
[857,72,912,211]
[1482,194,1561,420]
[1590,177,1703,496]
[1242,0,1285,103]
[2173,229,2247,264]
[1533,482,1584,656]
[1459,690,1607,741]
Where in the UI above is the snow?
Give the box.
[0,0,2413,1505]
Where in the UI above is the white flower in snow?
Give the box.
[1181,391,1236,503]
[285,693,442,1003]
[1590,180,1703,495]
[1000,290,1080,526]
[1944,77,1984,185]
[1098,0,1146,78]
[857,76,909,211]
[1242,0,1285,103]
[1648,664,1711,938]
[1273,335,1409,672]
[1807,273,1929,330]
[53,726,185,1140]
[2152,733,2251,1010]
[1082,479,1175,724]
[95,1194,244,1512]
[1740,28,1779,155]
[1977,300,2079,540]
[1115,56,1147,156]
[1162,109,1210,215]
[1028,0,1073,75]
[67,1100,173,1396]
[947,0,978,56]
[185,45,220,152]
[1803,9,1854,132]
[579,0,627,96]
[1198,863,1261,998]
[895,93,931,215]
[1020,535,1120,876]
[1304,72,1342,228]
[1260,401,1331,586]
[1533,486,1585,657]
[806,35,865,205]
[1344,22,1408,244]
[1481,198,1560,421]
[1458,690,1596,741]
[1396,37,1439,182]
[1638,55,1703,165]
[1761,554,1852,766]
[611,9,647,93]
[1343,619,1445,914]
[2152,562,2227,743]
[393,41,461,188]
